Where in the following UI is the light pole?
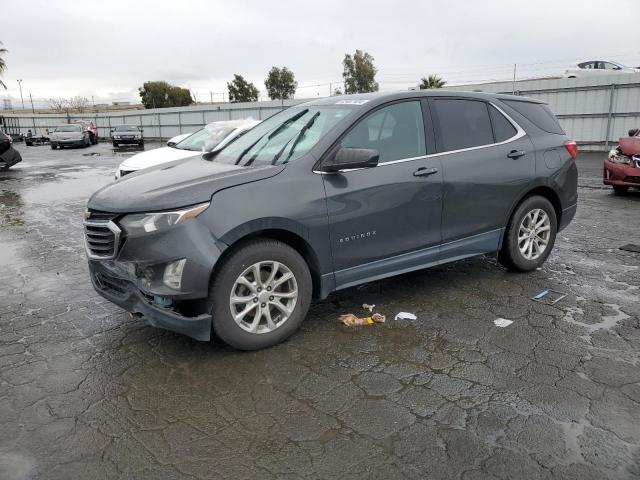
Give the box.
[16,79,25,110]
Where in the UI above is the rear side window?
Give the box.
[433,99,493,151]
[489,105,517,142]
[503,100,565,135]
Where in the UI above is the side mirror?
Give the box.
[323,147,379,173]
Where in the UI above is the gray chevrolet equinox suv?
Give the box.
[85,91,578,350]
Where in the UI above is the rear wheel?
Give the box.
[499,196,557,272]
[209,239,312,350]
[613,185,629,195]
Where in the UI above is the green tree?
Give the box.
[419,75,446,89]
[227,74,259,103]
[138,81,193,109]
[0,41,8,89]
[342,50,378,94]
[264,66,297,100]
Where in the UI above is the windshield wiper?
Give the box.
[235,109,309,165]
[281,111,320,163]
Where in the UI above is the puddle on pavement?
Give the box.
[562,303,630,334]
[0,190,24,226]
[21,169,113,205]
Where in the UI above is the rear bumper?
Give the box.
[89,262,212,341]
[603,161,640,186]
[559,204,577,231]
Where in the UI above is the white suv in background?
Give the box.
[115,118,260,179]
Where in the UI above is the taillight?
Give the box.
[564,140,578,159]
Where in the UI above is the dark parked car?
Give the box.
[0,130,22,170]
[110,124,144,148]
[85,91,578,350]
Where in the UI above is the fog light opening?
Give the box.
[163,259,186,290]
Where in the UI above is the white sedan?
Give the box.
[564,60,639,78]
[115,119,260,179]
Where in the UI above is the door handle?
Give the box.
[507,150,526,159]
[413,167,439,177]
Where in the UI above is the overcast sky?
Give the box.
[2,0,640,107]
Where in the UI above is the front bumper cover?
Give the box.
[603,160,640,186]
[89,263,212,341]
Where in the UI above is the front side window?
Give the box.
[603,62,621,70]
[434,99,493,151]
[214,107,352,166]
[340,101,426,162]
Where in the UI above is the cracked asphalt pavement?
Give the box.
[1,142,639,479]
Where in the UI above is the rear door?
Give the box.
[429,97,534,257]
[321,99,443,288]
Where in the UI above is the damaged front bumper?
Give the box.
[603,158,640,187]
[89,262,212,340]
[85,213,226,341]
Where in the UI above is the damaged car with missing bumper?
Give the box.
[85,90,578,350]
[605,128,640,195]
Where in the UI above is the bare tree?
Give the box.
[68,96,89,113]
[48,97,70,113]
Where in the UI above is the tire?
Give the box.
[90,132,97,145]
[209,239,312,350]
[613,185,629,196]
[51,143,57,150]
[84,136,90,147]
[112,141,118,148]
[498,195,557,272]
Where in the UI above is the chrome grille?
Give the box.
[83,210,121,259]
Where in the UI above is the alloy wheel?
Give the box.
[229,261,298,334]
[517,208,551,261]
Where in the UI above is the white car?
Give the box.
[115,119,260,179]
[167,132,193,147]
[564,60,640,78]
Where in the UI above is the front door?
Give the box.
[321,100,443,289]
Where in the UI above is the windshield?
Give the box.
[115,125,139,131]
[176,125,236,151]
[214,106,352,166]
[55,125,81,132]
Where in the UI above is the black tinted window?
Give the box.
[434,99,493,151]
[503,100,564,135]
[341,101,426,162]
[489,105,517,142]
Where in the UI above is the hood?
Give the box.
[119,146,198,171]
[89,155,285,213]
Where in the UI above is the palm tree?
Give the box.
[0,41,7,89]
[419,75,446,90]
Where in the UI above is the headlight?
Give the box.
[608,153,631,165]
[114,135,121,139]
[119,203,209,235]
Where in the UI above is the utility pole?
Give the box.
[222,92,225,103]
[210,91,213,104]
[29,92,35,113]
[17,79,24,110]
[329,82,332,96]
[512,64,517,95]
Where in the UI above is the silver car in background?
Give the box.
[50,124,92,149]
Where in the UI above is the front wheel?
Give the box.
[112,141,118,148]
[209,239,312,350]
[613,185,629,196]
[499,196,557,272]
